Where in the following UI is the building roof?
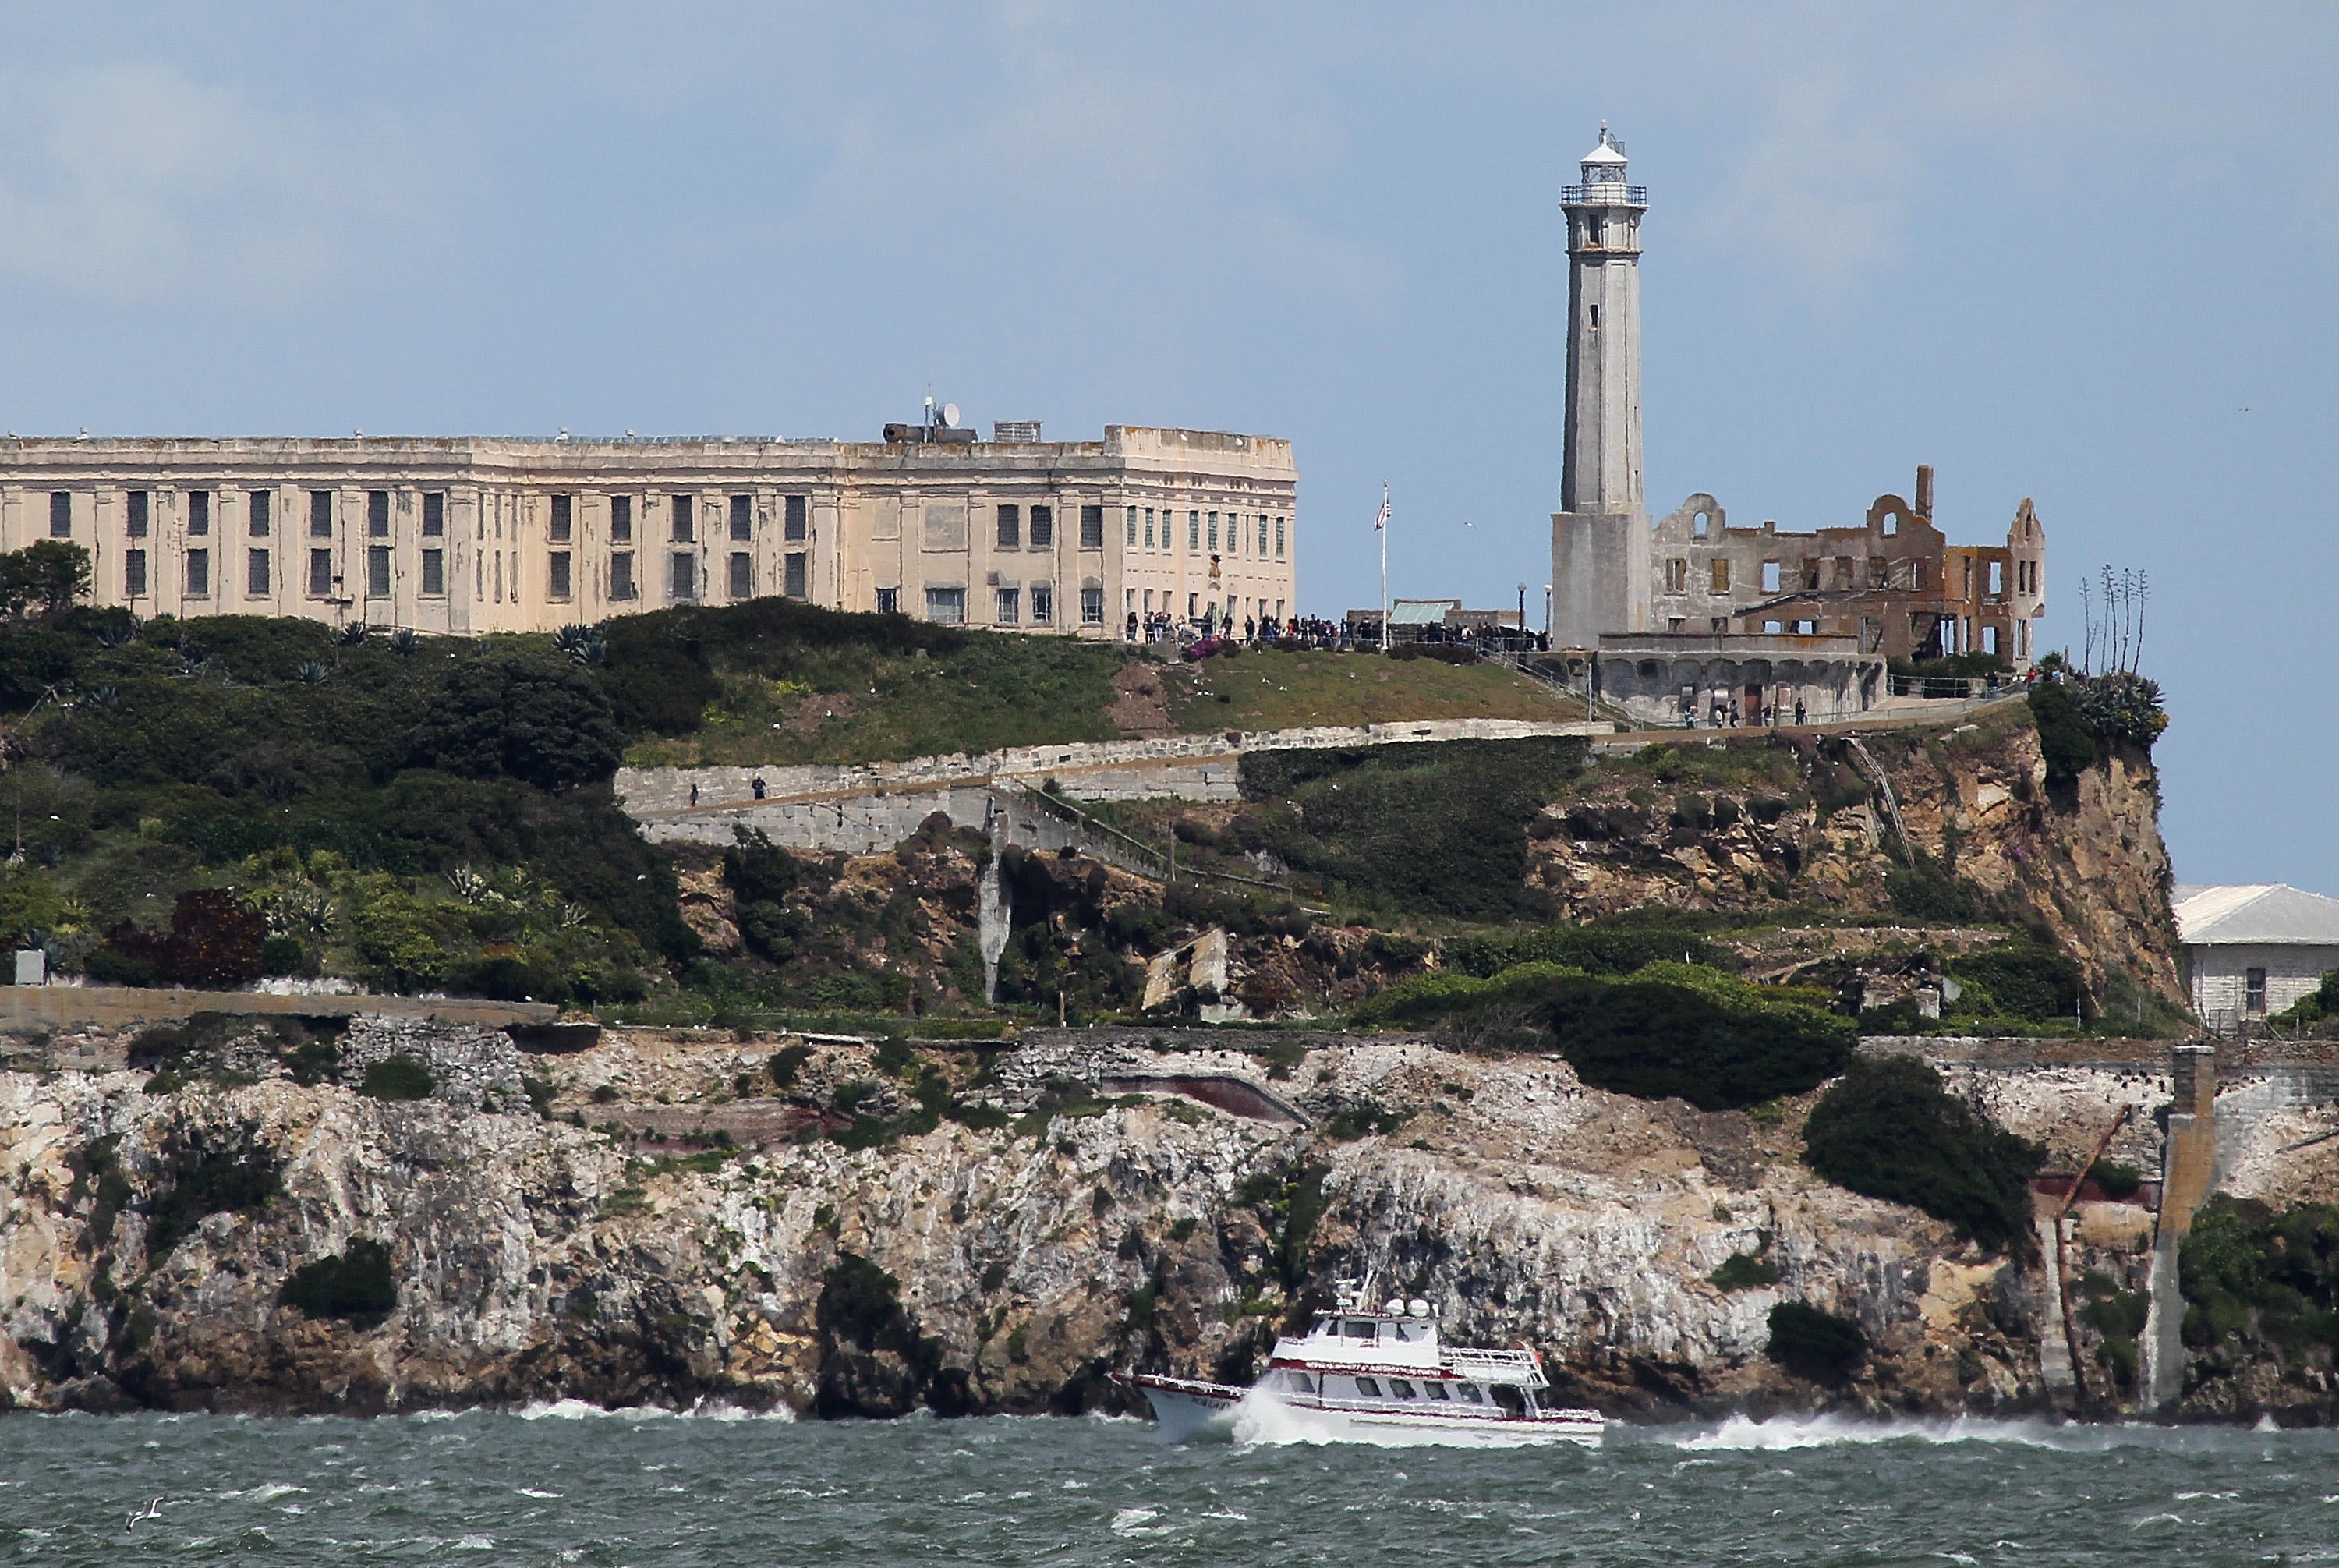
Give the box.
[1580,137,1628,166]
[2173,883,2339,947]
[1389,599,1462,625]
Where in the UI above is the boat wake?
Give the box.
[1656,1412,2313,1454]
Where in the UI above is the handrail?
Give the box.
[1561,184,1648,204]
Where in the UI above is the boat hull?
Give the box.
[1114,1375,1243,1442]
[1115,1375,1603,1448]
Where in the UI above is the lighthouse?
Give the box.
[1551,125,1651,648]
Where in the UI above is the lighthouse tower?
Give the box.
[1550,126,1651,649]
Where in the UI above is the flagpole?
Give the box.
[1371,484,1392,651]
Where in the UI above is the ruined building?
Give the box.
[1548,128,2047,725]
[0,421,1297,640]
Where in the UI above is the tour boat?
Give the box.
[1113,1276,1605,1446]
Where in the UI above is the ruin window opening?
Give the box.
[1760,560,1781,593]
[1692,510,1709,537]
[1710,559,1730,593]
[1666,559,1686,593]
[1883,512,1898,536]
[610,551,636,601]
[1589,302,1601,328]
[726,552,750,599]
[1988,561,2004,596]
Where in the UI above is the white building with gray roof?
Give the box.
[2174,883,2339,1032]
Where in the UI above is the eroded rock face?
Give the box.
[4,1029,2325,1423]
[1525,714,2178,1003]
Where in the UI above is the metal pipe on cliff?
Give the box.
[2054,1103,2135,1414]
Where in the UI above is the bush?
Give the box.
[1549,975,1853,1112]
[2029,682,2098,787]
[359,1053,435,1101]
[277,1237,398,1327]
[409,653,621,788]
[2180,1196,2339,1352]
[1802,1055,2043,1253]
[1710,1251,1782,1292]
[1948,942,2086,1024]
[257,933,306,976]
[817,1251,905,1353]
[1766,1300,1867,1383]
[1445,915,1725,979]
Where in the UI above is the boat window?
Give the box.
[1289,1372,1315,1393]
[1388,1379,1415,1399]
[1353,1377,1381,1398]
[1423,1382,1451,1401]
[1455,1383,1483,1403]
[1344,1320,1377,1340]
[1389,1322,1412,1341]
[1491,1385,1527,1416]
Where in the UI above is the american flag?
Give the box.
[1374,497,1389,532]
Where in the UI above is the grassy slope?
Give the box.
[627,639,1589,768]
[1160,649,1586,734]
[622,634,1127,767]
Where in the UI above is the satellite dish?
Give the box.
[942,402,961,427]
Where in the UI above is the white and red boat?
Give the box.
[1113,1276,1604,1446]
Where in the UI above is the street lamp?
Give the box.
[1542,584,1553,642]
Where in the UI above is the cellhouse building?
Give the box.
[0,415,1297,639]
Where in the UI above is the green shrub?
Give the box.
[1948,943,2086,1024]
[1801,1055,2042,1253]
[277,1238,398,1327]
[1765,1300,1867,1383]
[2087,1159,2143,1200]
[1548,975,1852,1112]
[257,934,306,976]
[817,1251,905,1352]
[1710,1251,1782,1292]
[1445,915,1724,979]
[769,1043,814,1090]
[359,1053,435,1102]
[2180,1196,2339,1353]
[2029,682,2098,787]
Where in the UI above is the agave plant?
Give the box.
[390,627,420,656]
[266,885,336,941]
[336,621,372,647]
[296,660,331,685]
[447,865,494,905]
[84,685,119,706]
[554,622,608,667]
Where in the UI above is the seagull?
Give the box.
[126,1496,165,1529]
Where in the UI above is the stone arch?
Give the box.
[1866,494,1917,538]
[1658,493,1727,539]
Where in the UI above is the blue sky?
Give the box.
[2,2,2334,893]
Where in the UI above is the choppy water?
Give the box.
[5,1403,2336,1566]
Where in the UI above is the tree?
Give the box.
[0,542,92,620]
[409,653,621,788]
[1802,1054,2043,1254]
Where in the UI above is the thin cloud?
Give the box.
[0,62,436,305]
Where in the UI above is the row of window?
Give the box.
[922,584,1105,625]
[1665,555,1936,596]
[118,543,811,607]
[1120,506,1288,560]
[1127,589,1285,625]
[1278,1370,1491,1404]
[46,489,816,547]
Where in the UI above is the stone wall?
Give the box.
[338,1016,529,1114]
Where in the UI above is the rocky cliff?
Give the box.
[5,1022,2327,1423]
